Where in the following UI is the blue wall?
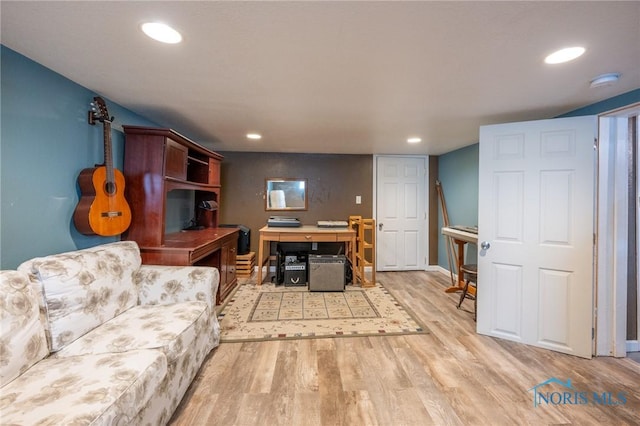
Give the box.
[436,144,479,269]
[558,89,640,118]
[436,88,640,270]
[1,46,159,268]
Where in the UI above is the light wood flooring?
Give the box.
[169,271,640,425]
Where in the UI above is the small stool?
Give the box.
[457,264,477,321]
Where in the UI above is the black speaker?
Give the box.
[220,224,250,255]
[284,262,307,286]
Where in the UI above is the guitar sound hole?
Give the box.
[104,182,117,195]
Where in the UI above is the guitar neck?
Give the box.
[103,119,115,183]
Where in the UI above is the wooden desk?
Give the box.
[257,225,356,285]
[441,226,478,293]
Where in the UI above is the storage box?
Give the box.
[236,252,255,277]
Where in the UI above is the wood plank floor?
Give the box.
[169,271,640,425]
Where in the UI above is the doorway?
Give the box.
[374,155,428,271]
[596,105,640,357]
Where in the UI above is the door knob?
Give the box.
[480,241,491,250]
[378,223,383,230]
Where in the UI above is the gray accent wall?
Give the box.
[217,151,373,255]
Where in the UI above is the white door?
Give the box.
[375,155,428,271]
[477,116,596,359]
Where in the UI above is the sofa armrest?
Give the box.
[135,265,221,350]
[134,265,219,313]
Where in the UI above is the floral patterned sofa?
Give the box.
[0,241,220,425]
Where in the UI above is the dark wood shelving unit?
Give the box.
[122,126,238,304]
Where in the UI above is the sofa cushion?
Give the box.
[0,271,49,387]
[55,301,211,363]
[0,349,167,426]
[17,241,141,352]
[135,264,221,351]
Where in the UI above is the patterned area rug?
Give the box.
[218,283,427,342]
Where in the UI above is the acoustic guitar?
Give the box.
[73,97,132,236]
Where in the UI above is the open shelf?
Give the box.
[349,215,376,288]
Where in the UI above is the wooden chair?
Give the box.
[457,264,477,321]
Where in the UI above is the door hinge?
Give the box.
[593,137,598,150]
[592,327,595,340]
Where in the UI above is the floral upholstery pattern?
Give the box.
[0,349,167,426]
[18,241,141,352]
[133,307,216,425]
[3,241,221,425]
[135,264,220,349]
[0,271,49,387]
[132,265,221,424]
[55,301,211,363]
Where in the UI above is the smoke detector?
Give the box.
[590,73,620,88]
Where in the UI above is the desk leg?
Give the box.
[347,237,356,285]
[445,239,466,293]
[257,235,267,285]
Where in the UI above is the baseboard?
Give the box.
[430,265,451,275]
[434,265,460,281]
[626,340,640,352]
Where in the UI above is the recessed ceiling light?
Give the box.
[544,47,585,64]
[407,137,422,144]
[246,133,262,140]
[141,22,182,44]
[590,73,620,88]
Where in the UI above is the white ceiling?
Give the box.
[2,1,639,155]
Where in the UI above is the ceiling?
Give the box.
[1,1,639,155]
